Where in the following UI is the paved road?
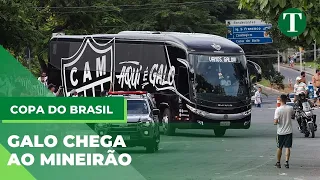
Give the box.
[114,95,320,180]
[280,66,313,84]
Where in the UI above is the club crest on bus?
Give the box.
[61,37,115,97]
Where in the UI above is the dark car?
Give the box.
[95,91,161,153]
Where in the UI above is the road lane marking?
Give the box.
[215,159,273,179]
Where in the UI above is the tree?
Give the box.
[1,0,282,78]
[0,0,43,55]
[239,0,320,45]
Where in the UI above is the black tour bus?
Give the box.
[47,31,261,137]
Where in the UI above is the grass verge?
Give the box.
[258,78,293,94]
[258,78,270,87]
[304,61,318,68]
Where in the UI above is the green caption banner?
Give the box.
[0,97,127,123]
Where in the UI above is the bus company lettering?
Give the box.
[116,61,175,89]
[209,56,237,63]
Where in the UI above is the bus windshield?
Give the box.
[190,54,249,102]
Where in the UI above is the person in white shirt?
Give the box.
[38,72,48,86]
[254,87,262,107]
[294,76,308,102]
[274,94,294,169]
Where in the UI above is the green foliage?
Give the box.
[239,0,320,46]
[270,71,285,89]
[0,0,43,54]
[315,57,320,69]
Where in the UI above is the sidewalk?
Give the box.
[281,63,315,76]
[257,83,283,95]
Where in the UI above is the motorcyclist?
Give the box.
[294,76,308,100]
[294,76,308,132]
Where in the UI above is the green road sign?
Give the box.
[278,8,307,37]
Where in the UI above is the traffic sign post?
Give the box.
[226,19,273,45]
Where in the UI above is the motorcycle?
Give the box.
[294,93,317,138]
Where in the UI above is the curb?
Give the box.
[280,65,313,76]
[257,83,285,94]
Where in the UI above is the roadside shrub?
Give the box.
[263,65,285,90]
[269,71,285,89]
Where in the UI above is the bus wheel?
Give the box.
[214,128,226,137]
[162,108,175,136]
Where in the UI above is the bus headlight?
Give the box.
[241,109,251,116]
[140,119,152,127]
[96,123,109,127]
[186,104,209,117]
[144,121,151,127]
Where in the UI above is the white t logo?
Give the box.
[283,13,302,32]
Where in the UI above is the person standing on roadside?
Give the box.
[254,87,262,108]
[300,71,307,84]
[290,58,294,67]
[38,71,48,86]
[274,94,294,169]
[47,84,62,96]
[312,69,320,105]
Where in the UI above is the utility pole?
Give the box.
[24,47,32,70]
[277,50,280,72]
[314,40,317,71]
[299,47,303,72]
[27,48,31,70]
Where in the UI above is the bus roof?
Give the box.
[50,31,244,54]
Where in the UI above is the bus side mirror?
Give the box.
[247,60,262,82]
[251,77,257,84]
[257,74,262,82]
[152,109,160,116]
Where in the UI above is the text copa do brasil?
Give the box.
[7,135,132,166]
[10,105,113,115]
